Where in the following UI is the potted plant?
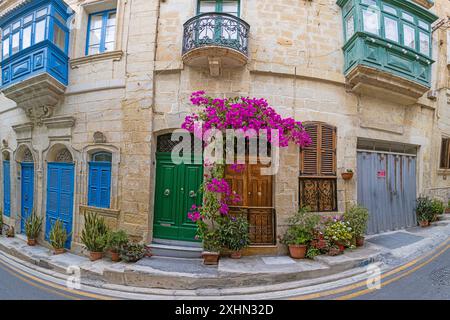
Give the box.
[281,207,321,259]
[80,212,109,261]
[430,199,444,222]
[202,231,221,265]
[218,215,250,259]
[119,242,148,263]
[49,219,70,255]
[416,197,433,227]
[24,213,43,246]
[343,205,369,247]
[324,218,353,253]
[106,230,129,262]
[341,169,354,180]
[445,200,450,214]
[328,244,341,256]
[6,226,14,238]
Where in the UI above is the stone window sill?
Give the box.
[79,205,120,218]
[437,169,450,176]
[70,50,123,69]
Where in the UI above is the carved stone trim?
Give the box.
[93,131,107,144]
[55,149,73,163]
[70,50,123,68]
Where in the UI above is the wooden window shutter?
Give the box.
[300,123,336,177]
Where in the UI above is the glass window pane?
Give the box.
[93,152,112,162]
[24,14,33,25]
[2,38,9,59]
[403,24,415,49]
[107,12,116,26]
[54,12,66,25]
[363,9,379,35]
[418,20,429,31]
[222,1,239,16]
[362,0,377,6]
[402,12,414,23]
[3,27,10,37]
[11,32,19,54]
[35,19,46,43]
[90,14,103,30]
[23,25,32,49]
[384,17,398,42]
[346,14,355,41]
[199,1,216,13]
[105,26,115,43]
[88,45,100,55]
[104,41,115,52]
[89,29,102,46]
[383,4,397,16]
[419,32,429,56]
[36,8,47,18]
[53,24,65,51]
[12,21,21,30]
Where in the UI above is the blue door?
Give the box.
[21,163,34,233]
[45,163,74,248]
[3,161,11,217]
[45,163,74,249]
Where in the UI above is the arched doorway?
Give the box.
[153,133,203,242]
[18,146,34,233]
[45,146,74,248]
[2,151,11,217]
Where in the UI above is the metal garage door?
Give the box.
[357,148,417,234]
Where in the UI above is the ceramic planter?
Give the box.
[419,220,430,227]
[202,251,220,265]
[341,172,354,180]
[230,250,242,259]
[27,238,36,246]
[54,248,65,255]
[328,247,341,256]
[110,250,120,262]
[89,251,103,261]
[288,244,307,259]
[356,236,365,247]
[336,242,346,253]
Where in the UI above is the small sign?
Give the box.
[377,170,386,178]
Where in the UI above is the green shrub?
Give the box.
[80,212,109,252]
[416,197,434,222]
[431,199,444,216]
[324,219,353,246]
[106,230,129,253]
[218,215,250,252]
[119,242,147,263]
[343,205,369,238]
[49,220,70,250]
[25,213,43,239]
[281,207,321,246]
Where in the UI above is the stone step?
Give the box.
[438,214,450,222]
[149,242,203,259]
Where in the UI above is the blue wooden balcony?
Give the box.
[0,0,71,113]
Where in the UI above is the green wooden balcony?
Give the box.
[338,0,438,102]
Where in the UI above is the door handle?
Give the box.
[164,189,170,196]
[189,190,197,198]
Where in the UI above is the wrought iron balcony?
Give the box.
[0,0,71,125]
[182,13,250,76]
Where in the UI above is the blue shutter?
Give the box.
[3,161,10,217]
[88,162,111,208]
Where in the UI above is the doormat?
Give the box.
[367,232,424,249]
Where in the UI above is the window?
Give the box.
[86,10,117,56]
[22,25,32,49]
[403,24,415,49]
[299,123,337,212]
[419,32,429,56]
[198,0,240,16]
[384,16,398,42]
[53,24,66,51]
[346,14,355,41]
[2,37,9,59]
[363,8,380,35]
[11,31,20,55]
[88,152,112,208]
[440,138,450,169]
[35,19,46,44]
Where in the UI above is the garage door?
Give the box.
[357,148,417,234]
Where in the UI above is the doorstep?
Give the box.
[0,235,383,290]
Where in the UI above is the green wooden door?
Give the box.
[153,153,203,241]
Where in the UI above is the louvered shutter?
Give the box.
[88,162,111,208]
[320,124,337,176]
[301,124,319,175]
[3,161,10,217]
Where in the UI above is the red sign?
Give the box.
[377,170,386,178]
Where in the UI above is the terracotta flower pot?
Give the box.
[328,247,341,256]
[356,236,365,247]
[89,251,103,261]
[27,238,36,246]
[230,250,242,259]
[54,248,65,255]
[419,220,429,227]
[336,242,346,253]
[341,172,354,180]
[202,251,220,265]
[288,244,307,259]
[110,250,120,262]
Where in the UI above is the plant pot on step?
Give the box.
[230,250,242,259]
[328,247,341,256]
[202,251,220,265]
[336,242,346,253]
[54,248,65,255]
[110,250,120,262]
[288,244,307,259]
[356,236,365,247]
[27,238,36,246]
[419,220,429,227]
[89,251,103,261]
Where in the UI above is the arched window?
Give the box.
[299,122,337,212]
[88,151,112,209]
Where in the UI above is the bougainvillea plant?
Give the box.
[182,91,311,252]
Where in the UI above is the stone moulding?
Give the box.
[2,73,66,125]
[346,65,430,104]
[69,50,124,69]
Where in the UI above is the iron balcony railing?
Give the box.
[182,12,250,57]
